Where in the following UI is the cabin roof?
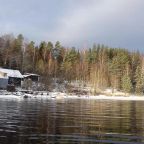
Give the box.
[23,73,40,78]
[0,68,23,78]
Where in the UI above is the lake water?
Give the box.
[0,98,144,144]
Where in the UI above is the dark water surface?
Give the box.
[0,98,144,144]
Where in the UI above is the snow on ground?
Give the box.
[0,90,144,101]
[0,94,22,100]
[85,95,144,101]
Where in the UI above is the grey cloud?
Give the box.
[0,0,144,51]
[47,0,144,51]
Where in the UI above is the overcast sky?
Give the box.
[0,0,144,51]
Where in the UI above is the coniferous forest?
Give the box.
[0,34,144,94]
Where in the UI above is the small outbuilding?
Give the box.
[23,73,40,82]
[22,73,40,90]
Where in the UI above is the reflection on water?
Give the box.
[0,98,144,144]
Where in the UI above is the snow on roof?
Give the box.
[0,68,23,78]
[23,74,30,78]
[24,73,40,77]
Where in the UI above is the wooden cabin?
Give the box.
[0,68,23,88]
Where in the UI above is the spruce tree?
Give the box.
[135,66,144,94]
[121,73,132,93]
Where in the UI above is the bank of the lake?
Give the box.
[0,90,144,101]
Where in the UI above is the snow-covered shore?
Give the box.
[83,95,144,101]
[0,91,144,101]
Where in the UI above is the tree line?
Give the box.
[0,34,144,94]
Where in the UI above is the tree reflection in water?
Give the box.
[0,99,144,144]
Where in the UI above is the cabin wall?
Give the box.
[30,75,39,82]
[8,77,22,86]
[24,75,39,82]
[0,78,8,89]
[0,72,7,78]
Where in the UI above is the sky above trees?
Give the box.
[0,0,144,51]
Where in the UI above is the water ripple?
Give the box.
[0,99,144,144]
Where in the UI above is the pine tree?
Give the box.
[24,41,35,72]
